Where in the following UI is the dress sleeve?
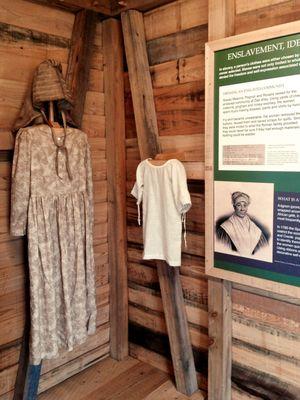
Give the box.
[172,160,192,214]
[85,140,94,228]
[10,130,31,236]
[131,161,144,225]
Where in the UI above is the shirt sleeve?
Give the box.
[172,160,192,214]
[10,130,31,236]
[131,161,144,205]
[131,161,144,226]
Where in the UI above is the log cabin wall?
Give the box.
[125,0,209,391]
[0,1,109,397]
[125,0,300,398]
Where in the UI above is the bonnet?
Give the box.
[13,60,76,180]
[12,59,75,132]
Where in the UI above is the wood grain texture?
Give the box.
[103,18,128,360]
[147,25,207,66]
[66,9,97,127]
[121,10,161,159]
[0,0,74,38]
[144,0,208,41]
[235,1,300,35]
[208,280,232,400]
[157,262,199,395]
[208,0,235,40]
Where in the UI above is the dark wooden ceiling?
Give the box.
[36,0,175,15]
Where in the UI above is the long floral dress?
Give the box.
[10,124,97,365]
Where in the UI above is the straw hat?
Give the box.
[32,59,74,110]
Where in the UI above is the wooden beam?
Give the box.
[156,262,199,395]
[208,0,235,40]
[47,0,112,14]
[103,18,128,360]
[111,0,176,15]
[121,10,161,159]
[208,279,232,400]
[206,1,235,399]
[66,9,97,127]
[121,9,198,396]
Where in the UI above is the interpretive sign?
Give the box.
[205,22,300,296]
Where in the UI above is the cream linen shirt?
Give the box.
[131,158,191,267]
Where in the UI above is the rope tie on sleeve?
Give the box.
[182,213,187,248]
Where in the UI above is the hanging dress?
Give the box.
[131,158,192,267]
[10,124,97,365]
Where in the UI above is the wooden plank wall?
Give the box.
[125,0,209,391]
[125,0,300,399]
[0,1,109,397]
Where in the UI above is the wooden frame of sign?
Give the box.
[205,20,300,298]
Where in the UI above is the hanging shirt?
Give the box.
[131,158,191,267]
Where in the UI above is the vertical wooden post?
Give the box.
[66,9,97,127]
[121,10,198,395]
[207,1,235,399]
[103,18,128,360]
[208,280,232,399]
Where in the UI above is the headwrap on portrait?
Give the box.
[231,191,250,205]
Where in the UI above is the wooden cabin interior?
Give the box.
[0,0,300,399]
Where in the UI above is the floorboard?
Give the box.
[38,356,206,400]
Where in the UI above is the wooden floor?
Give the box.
[38,356,206,400]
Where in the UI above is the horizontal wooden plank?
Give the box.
[144,0,208,41]
[232,385,261,400]
[0,364,18,397]
[236,0,290,15]
[39,343,110,394]
[233,318,300,360]
[90,45,104,70]
[0,0,74,39]
[157,110,204,136]
[127,260,207,306]
[129,342,208,391]
[232,342,300,388]
[0,340,21,371]
[235,2,300,35]
[147,25,207,66]
[41,323,110,375]
[153,81,204,112]
[96,303,109,326]
[96,283,110,308]
[129,304,208,350]
[83,91,105,116]
[232,288,300,335]
[126,134,204,160]
[88,68,104,93]
[94,242,109,268]
[91,160,107,181]
[148,54,205,88]
[0,130,14,150]
[0,239,25,269]
[81,114,105,138]
[129,284,208,328]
